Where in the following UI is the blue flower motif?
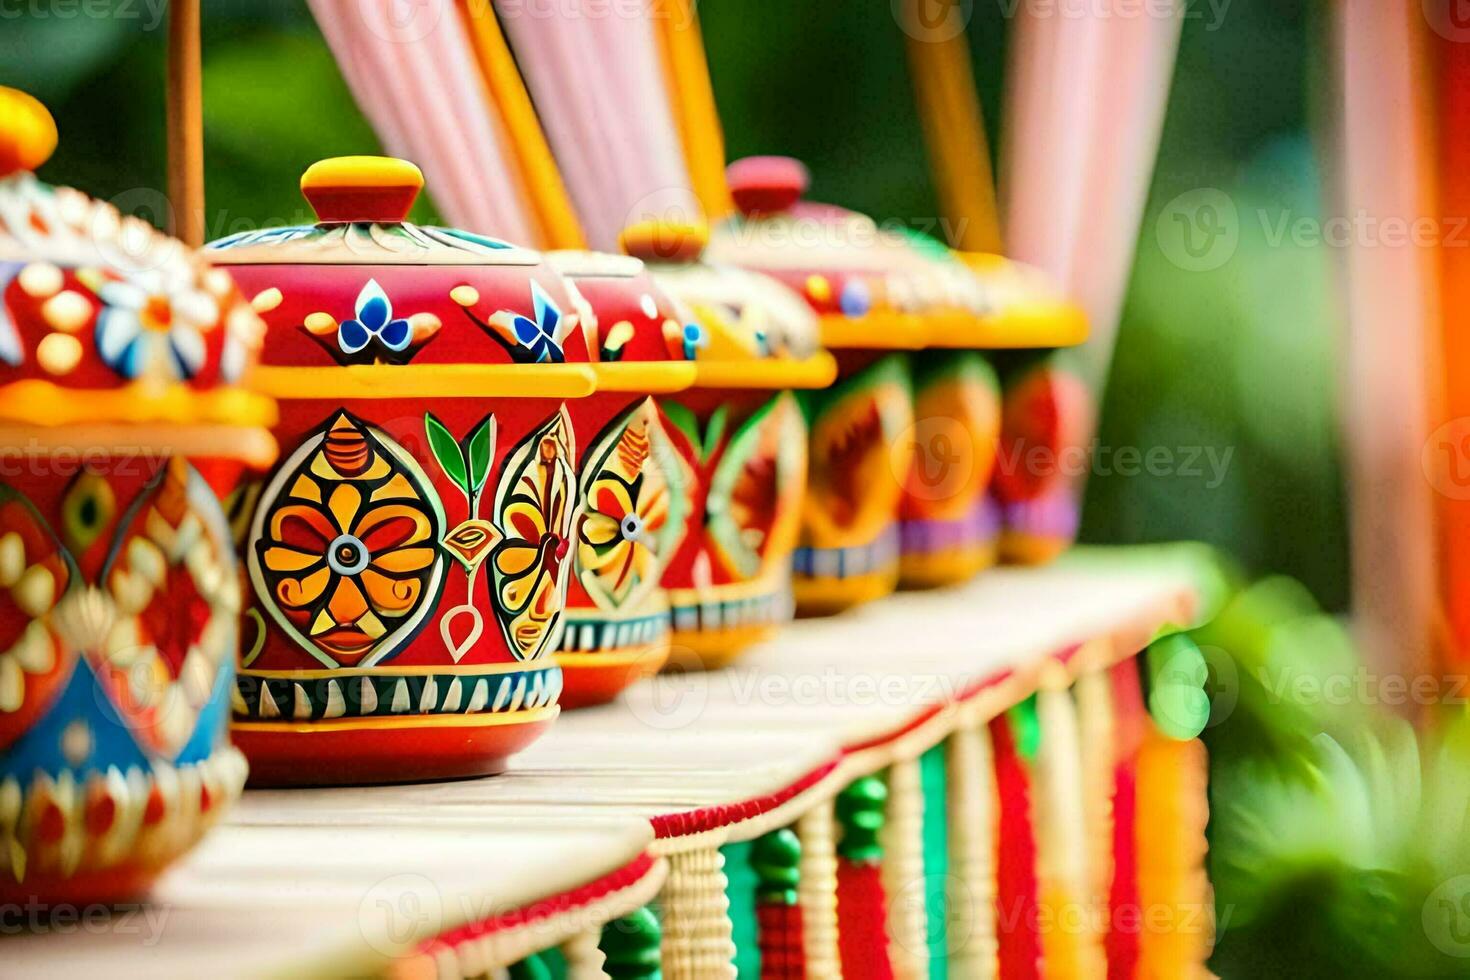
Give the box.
[0,263,23,367]
[502,281,565,364]
[340,279,412,355]
[839,278,872,318]
[681,322,708,361]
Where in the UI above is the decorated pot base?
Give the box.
[794,354,913,618]
[0,866,160,909]
[0,746,248,907]
[791,567,900,617]
[232,661,562,785]
[663,565,793,671]
[898,544,998,590]
[998,488,1080,566]
[233,708,557,786]
[556,621,670,709]
[898,495,1002,589]
[792,521,902,616]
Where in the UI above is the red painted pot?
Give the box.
[0,89,269,903]
[211,157,596,784]
[898,351,1002,588]
[708,159,945,615]
[626,222,834,669]
[546,249,696,707]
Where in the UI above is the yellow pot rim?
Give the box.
[589,360,698,394]
[818,311,928,350]
[0,380,277,428]
[691,351,837,390]
[923,303,1089,349]
[249,363,598,400]
[0,421,278,469]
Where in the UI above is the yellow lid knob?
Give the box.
[0,87,58,179]
[300,156,424,224]
[619,219,709,264]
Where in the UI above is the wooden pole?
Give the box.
[166,0,204,247]
[901,0,1003,254]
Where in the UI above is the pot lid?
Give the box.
[618,220,835,391]
[209,157,599,400]
[207,156,539,267]
[544,247,697,394]
[709,156,1085,350]
[0,88,274,455]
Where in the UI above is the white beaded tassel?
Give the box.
[880,758,929,980]
[1035,669,1108,978]
[797,799,842,978]
[660,846,736,980]
[561,927,610,980]
[1074,666,1118,911]
[946,720,999,979]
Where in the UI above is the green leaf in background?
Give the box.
[1147,632,1210,740]
[464,415,496,495]
[425,413,468,493]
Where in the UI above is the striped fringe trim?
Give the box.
[1034,674,1107,979]
[797,800,842,978]
[660,846,736,979]
[880,759,928,980]
[946,721,998,978]
[1135,729,1213,978]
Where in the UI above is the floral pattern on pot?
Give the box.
[248,411,447,669]
[490,407,577,660]
[456,280,575,364]
[90,266,224,382]
[704,393,807,580]
[302,278,442,366]
[576,398,687,613]
[0,490,73,753]
[96,458,241,757]
[801,356,913,551]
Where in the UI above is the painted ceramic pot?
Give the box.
[623,221,834,669]
[897,251,1086,585]
[0,89,270,903]
[991,351,1094,565]
[210,157,597,784]
[544,248,696,708]
[707,158,955,615]
[897,351,1002,588]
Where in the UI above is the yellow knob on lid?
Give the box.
[619,219,709,264]
[300,156,424,225]
[0,87,58,179]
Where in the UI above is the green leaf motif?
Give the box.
[425,413,469,492]
[659,400,701,454]
[465,415,495,494]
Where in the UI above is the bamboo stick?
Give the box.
[166,0,204,246]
